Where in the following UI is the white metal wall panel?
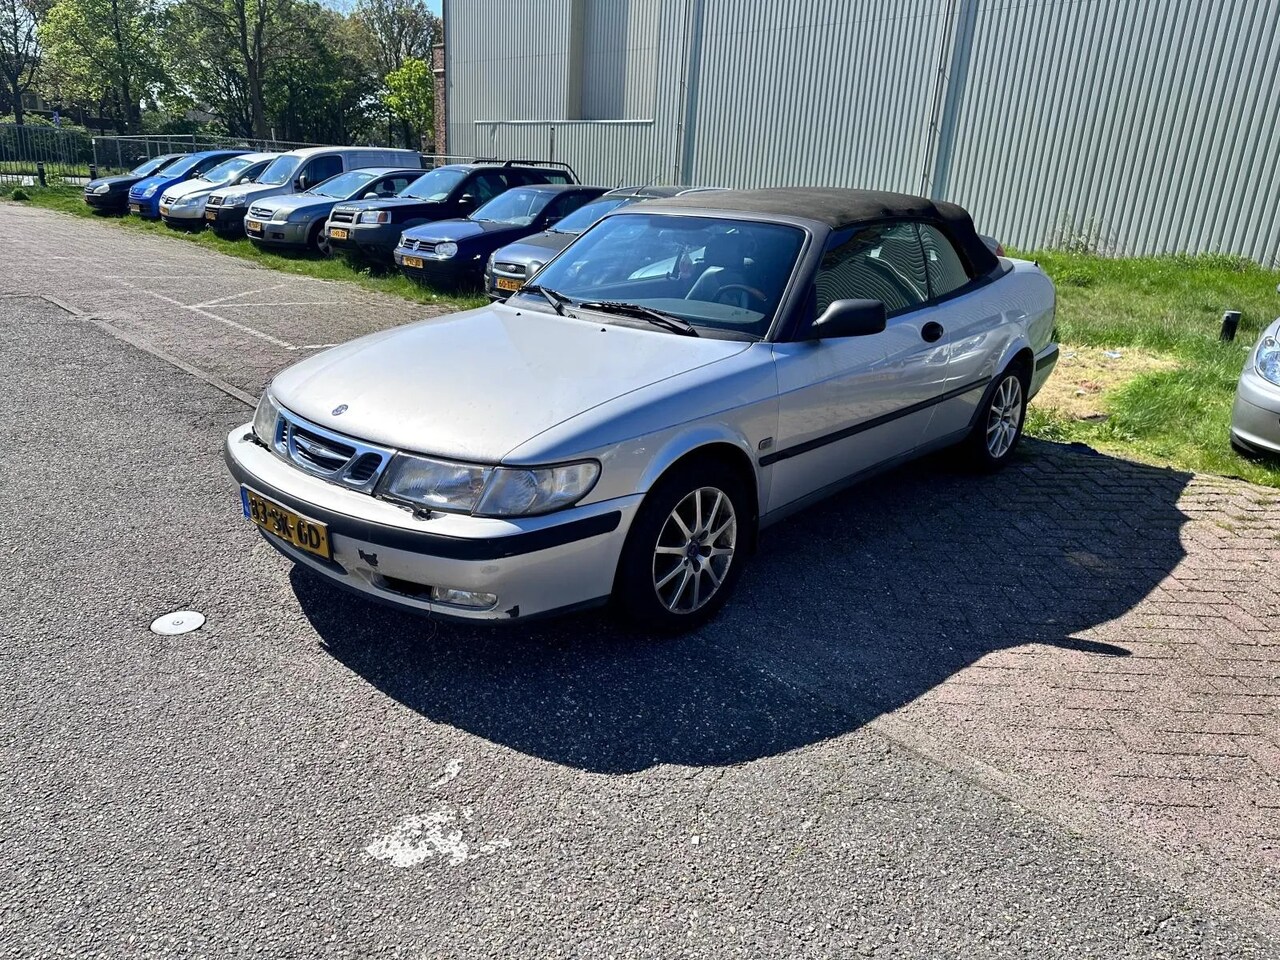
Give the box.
[947,0,1280,262]
[445,0,1280,261]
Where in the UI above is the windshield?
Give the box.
[472,187,554,226]
[402,167,465,201]
[256,154,303,186]
[306,169,378,198]
[130,155,176,177]
[516,213,806,338]
[159,154,204,178]
[553,196,631,234]
[200,156,256,184]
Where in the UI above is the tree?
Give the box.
[171,0,301,138]
[354,0,436,147]
[40,0,168,132]
[383,55,431,149]
[0,0,39,125]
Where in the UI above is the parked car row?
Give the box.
[85,149,653,295]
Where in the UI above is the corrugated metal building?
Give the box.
[442,0,1280,263]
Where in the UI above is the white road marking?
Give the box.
[431,758,463,788]
[193,283,290,308]
[107,276,295,349]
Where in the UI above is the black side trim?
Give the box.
[1036,344,1060,371]
[226,440,621,561]
[759,376,991,466]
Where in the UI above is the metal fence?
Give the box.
[89,134,326,177]
[0,124,94,183]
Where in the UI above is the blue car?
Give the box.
[127,150,249,219]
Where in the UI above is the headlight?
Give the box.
[359,210,389,224]
[379,455,490,512]
[223,195,245,208]
[273,209,290,222]
[378,456,600,516]
[434,241,458,260]
[1256,336,1280,386]
[477,462,600,517]
[172,196,199,210]
[142,185,158,198]
[92,183,110,195]
[252,391,281,446]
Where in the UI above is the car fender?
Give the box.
[628,422,765,523]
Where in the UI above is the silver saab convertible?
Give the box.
[225,188,1058,630]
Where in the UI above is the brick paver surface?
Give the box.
[829,443,1280,921]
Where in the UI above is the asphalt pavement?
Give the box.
[2,203,1278,958]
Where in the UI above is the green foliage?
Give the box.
[40,0,170,132]
[9,186,28,199]
[383,55,432,147]
[1017,247,1280,487]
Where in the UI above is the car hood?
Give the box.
[88,174,143,191]
[129,174,173,196]
[403,218,511,243]
[163,178,220,201]
[334,196,443,215]
[218,182,285,203]
[257,194,336,216]
[270,303,751,462]
[493,230,575,264]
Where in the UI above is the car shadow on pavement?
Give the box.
[297,440,1191,774]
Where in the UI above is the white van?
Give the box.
[203,146,421,234]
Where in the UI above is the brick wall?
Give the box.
[432,42,446,157]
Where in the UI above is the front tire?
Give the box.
[614,460,751,632]
[310,221,332,257]
[965,366,1028,470]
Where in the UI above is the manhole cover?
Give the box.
[150,610,205,636]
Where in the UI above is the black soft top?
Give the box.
[657,187,998,276]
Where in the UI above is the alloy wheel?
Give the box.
[651,486,737,614]
[986,374,1023,459]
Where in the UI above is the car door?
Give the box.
[367,173,416,200]
[766,221,951,514]
[915,222,1009,440]
[456,170,511,216]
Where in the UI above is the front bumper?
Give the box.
[127,196,161,218]
[245,217,309,247]
[395,248,484,290]
[161,204,206,227]
[224,426,640,621]
[1231,368,1280,454]
[328,222,399,260]
[205,205,248,233]
[84,190,127,211]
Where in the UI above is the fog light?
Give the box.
[430,586,497,609]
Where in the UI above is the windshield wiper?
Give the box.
[523,284,573,317]
[577,300,699,337]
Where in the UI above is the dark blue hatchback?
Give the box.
[127,150,249,219]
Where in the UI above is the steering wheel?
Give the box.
[713,283,769,311]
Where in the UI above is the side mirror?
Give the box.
[295,176,308,190]
[803,299,887,340]
[362,191,379,200]
[458,194,476,208]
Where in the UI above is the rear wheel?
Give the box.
[614,460,751,631]
[965,365,1028,470]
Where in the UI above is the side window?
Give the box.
[375,175,413,196]
[919,224,972,299]
[466,171,509,204]
[543,192,587,222]
[195,155,226,175]
[302,154,342,187]
[814,222,928,316]
[540,171,572,185]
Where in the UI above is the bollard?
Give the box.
[89,163,98,180]
[1220,310,1241,342]
[36,161,46,187]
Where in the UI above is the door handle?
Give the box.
[921,321,945,343]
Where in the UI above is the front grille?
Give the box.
[329,209,356,225]
[207,195,224,208]
[407,238,437,254]
[248,204,274,219]
[494,261,526,275]
[273,409,394,494]
[160,193,178,205]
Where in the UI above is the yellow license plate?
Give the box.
[329,227,349,240]
[241,487,331,559]
[159,205,170,216]
[495,277,521,292]
[246,219,263,233]
[129,203,142,213]
[205,209,217,220]
[402,255,423,269]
